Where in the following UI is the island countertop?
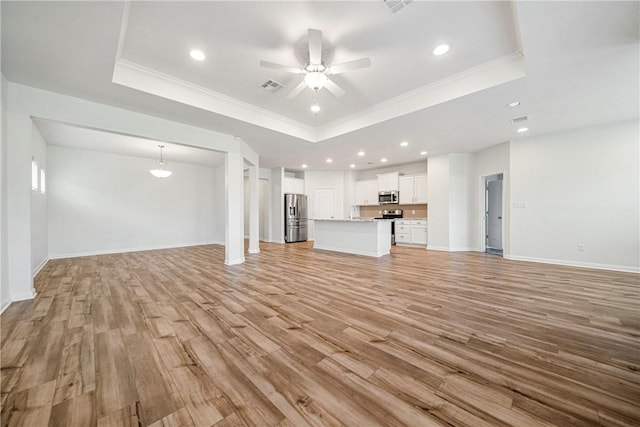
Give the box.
[311,217,392,222]
[313,218,392,257]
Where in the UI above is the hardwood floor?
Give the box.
[1,242,639,426]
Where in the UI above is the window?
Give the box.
[31,159,38,191]
[40,168,46,195]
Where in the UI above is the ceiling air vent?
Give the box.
[382,0,413,14]
[510,115,529,124]
[261,79,284,92]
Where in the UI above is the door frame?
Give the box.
[479,172,505,255]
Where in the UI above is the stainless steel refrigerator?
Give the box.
[284,193,308,243]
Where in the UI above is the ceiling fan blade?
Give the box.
[308,29,322,65]
[328,57,371,75]
[324,78,346,97]
[286,80,308,99]
[259,60,304,74]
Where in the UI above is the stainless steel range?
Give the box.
[375,209,403,245]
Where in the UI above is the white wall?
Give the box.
[6,96,34,302]
[304,171,346,240]
[213,164,226,243]
[30,124,48,275]
[426,155,450,250]
[343,170,358,218]
[271,167,284,243]
[48,146,221,258]
[449,153,476,251]
[355,160,428,180]
[259,168,272,242]
[427,154,476,251]
[0,73,9,312]
[509,120,639,272]
[244,176,272,241]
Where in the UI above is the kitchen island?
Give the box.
[313,218,392,257]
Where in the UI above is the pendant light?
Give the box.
[149,145,172,178]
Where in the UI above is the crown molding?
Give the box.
[113,52,525,144]
[315,52,527,141]
[112,59,317,142]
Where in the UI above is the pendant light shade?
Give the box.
[150,145,172,178]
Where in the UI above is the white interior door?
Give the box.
[314,188,335,219]
[487,179,503,250]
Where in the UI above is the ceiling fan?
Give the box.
[260,29,371,98]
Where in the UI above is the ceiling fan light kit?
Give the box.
[260,28,371,98]
[304,72,328,91]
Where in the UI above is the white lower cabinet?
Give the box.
[395,232,412,244]
[395,219,427,246]
[410,226,427,245]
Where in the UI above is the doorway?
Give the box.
[485,173,503,256]
[243,177,271,242]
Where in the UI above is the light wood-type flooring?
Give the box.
[1,242,639,426]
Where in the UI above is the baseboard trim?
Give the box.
[426,246,479,252]
[504,254,640,273]
[225,257,246,265]
[11,289,37,302]
[49,241,223,260]
[32,258,49,278]
[0,299,11,315]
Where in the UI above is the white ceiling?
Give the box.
[2,1,638,172]
[33,119,226,167]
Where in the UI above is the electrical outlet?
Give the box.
[412,210,416,214]
[578,243,585,251]
[379,210,382,214]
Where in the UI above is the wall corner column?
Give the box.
[6,110,36,300]
[248,163,259,254]
[225,151,245,265]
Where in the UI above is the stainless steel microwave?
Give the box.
[378,191,399,204]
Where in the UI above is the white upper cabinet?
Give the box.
[284,177,304,194]
[355,179,379,206]
[377,172,399,192]
[399,176,414,204]
[413,174,428,203]
[399,174,428,204]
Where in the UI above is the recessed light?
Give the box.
[357,151,365,156]
[420,151,428,156]
[326,158,333,163]
[517,127,529,133]
[400,141,409,147]
[302,164,308,168]
[190,49,205,61]
[508,101,521,108]
[381,158,388,163]
[350,164,356,168]
[433,44,450,56]
[310,104,320,113]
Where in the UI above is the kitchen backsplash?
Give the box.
[360,204,428,219]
